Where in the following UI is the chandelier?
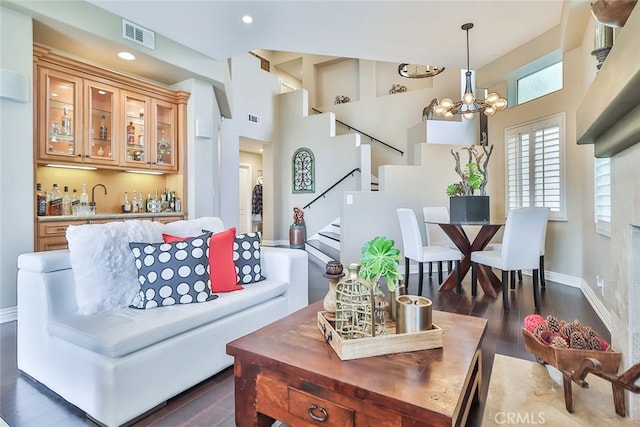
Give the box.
[398,64,445,79]
[433,23,507,120]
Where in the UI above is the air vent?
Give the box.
[248,114,261,124]
[122,19,155,50]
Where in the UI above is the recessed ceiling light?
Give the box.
[242,14,253,24]
[117,51,136,61]
[98,90,107,95]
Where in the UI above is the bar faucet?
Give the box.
[90,184,108,207]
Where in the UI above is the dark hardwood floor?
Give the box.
[0,255,608,427]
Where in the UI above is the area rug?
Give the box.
[482,353,635,426]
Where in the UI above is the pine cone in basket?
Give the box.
[551,335,569,348]
[560,320,580,341]
[546,315,561,333]
[570,331,588,349]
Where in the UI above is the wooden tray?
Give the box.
[522,328,621,374]
[317,311,443,360]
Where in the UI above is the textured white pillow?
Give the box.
[67,220,164,314]
[66,217,227,315]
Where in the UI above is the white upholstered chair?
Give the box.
[485,209,548,288]
[471,207,549,310]
[396,208,462,296]
[423,206,457,276]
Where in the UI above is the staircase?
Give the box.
[306,218,341,264]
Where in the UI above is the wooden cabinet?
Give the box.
[37,68,83,163]
[85,80,119,166]
[36,215,184,252]
[34,45,188,173]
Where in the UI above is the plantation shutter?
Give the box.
[594,157,611,236]
[504,113,565,220]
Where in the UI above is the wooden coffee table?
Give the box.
[226,301,487,427]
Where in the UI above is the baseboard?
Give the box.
[580,279,613,333]
[0,306,17,324]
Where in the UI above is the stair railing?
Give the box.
[304,168,360,210]
[311,108,404,156]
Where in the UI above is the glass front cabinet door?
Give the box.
[85,81,118,165]
[152,100,178,171]
[38,68,82,162]
[121,91,149,168]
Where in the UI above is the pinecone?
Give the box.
[570,331,588,349]
[560,321,580,341]
[587,335,602,351]
[546,315,561,333]
[551,335,569,348]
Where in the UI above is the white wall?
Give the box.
[0,6,33,314]
[220,53,279,240]
[277,90,361,244]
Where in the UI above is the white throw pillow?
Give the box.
[67,220,164,314]
[162,216,225,237]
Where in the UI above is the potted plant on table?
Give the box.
[359,236,402,320]
[448,132,493,222]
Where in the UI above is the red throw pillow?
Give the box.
[207,227,243,292]
[162,233,192,243]
[163,228,243,293]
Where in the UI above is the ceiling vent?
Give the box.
[122,19,155,50]
[248,114,261,124]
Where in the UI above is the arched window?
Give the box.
[292,148,315,193]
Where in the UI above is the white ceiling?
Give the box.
[87,0,574,72]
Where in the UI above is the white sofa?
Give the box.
[16,218,308,427]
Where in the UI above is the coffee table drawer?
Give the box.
[288,387,354,426]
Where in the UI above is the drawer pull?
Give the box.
[308,404,328,422]
[321,323,333,344]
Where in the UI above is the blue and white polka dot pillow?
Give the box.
[233,232,266,285]
[129,232,217,309]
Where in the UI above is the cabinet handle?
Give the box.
[308,404,328,422]
[54,227,67,232]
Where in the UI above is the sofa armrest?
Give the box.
[260,247,308,313]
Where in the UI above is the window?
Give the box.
[516,61,562,105]
[505,113,566,220]
[594,157,611,236]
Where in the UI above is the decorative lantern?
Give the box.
[335,263,386,338]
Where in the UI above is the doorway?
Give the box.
[238,164,252,234]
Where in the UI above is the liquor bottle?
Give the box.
[49,184,63,216]
[174,194,181,212]
[138,192,144,213]
[62,186,71,215]
[132,191,139,213]
[146,193,152,213]
[80,183,89,206]
[61,106,71,136]
[71,189,80,207]
[36,183,47,216]
[122,192,131,213]
[127,121,135,143]
[169,191,176,212]
[99,115,107,140]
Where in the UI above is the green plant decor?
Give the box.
[447,133,494,196]
[359,236,401,292]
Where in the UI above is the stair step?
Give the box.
[306,239,340,263]
[331,222,340,228]
[318,231,340,242]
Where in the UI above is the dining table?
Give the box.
[426,219,505,298]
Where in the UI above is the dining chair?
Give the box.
[485,210,548,288]
[423,206,456,275]
[396,208,462,296]
[470,207,549,310]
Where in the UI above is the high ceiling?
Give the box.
[87,0,578,72]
